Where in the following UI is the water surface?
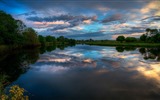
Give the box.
[2,45,160,100]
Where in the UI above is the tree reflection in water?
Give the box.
[116,46,160,61]
[0,44,75,90]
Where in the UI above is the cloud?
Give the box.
[66,32,108,40]
[1,0,160,40]
[142,16,160,22]
[27,14,97,32]
[140,1,160,15]
[101,13,124,23]
[27,14,97,22]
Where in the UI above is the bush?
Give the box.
[125,37,137,42]
[1,85,28,100]
[116,36,125,43]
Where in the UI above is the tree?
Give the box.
[57,36,65,44]
[146,28,151,36]
[0,11,18,44]
[46,36,53,42]
[23,28,39,45]
[140,34,147,41]
[0,11,40,46]
[125,37,137,42]
[116,36,125,43]
[38,35,46,45]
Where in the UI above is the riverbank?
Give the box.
[0,44,41,55]
[85,41,160,47]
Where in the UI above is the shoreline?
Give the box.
[85,42,160,47]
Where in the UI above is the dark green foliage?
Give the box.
[116,47,124,52]
[38,35,76,46]
[140,28,160,43]
[140,34,147,41]
[46,36,56,43]
[0,11,19,44]
[139,48,146,54]
[38,35,46,45]
[116,36,125,42]
[57,36,65,43]
[0,11,39,46]
[23,28,39,45]
[125,37,137,42]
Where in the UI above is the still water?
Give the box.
[1,45,160,100]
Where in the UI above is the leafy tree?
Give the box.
[0,11,18,44]
[140,34,147,41]
[23,28,39,45]
[57,36,65,44]
[146,28,151,36]
[46,36,53,42]
[116,36,125,43]
[125,37,137,42]
[38,35,46,45]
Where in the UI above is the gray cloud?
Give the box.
[17,11,37,16]
[27,15,96,22]
[102,13,124,23]
[15,0,149,11]
[142,16,160,23]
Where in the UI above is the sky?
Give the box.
[0,0,160,40]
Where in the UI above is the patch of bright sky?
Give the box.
[0,0,28,14]
[81,22,103,33]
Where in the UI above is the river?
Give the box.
[1,45,160,100]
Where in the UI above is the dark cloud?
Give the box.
[17,11,37,16]
[102,13,124,23]
[27,15,96,22]
[114,26,145,34]
[28,14,97,31]
[15,0,149,11]
[142,16,160,23]
[48,19,83,32]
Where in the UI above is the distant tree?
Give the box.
[46,36,53,42]
[23,28,39,45]
[116,36,125,43]
[140,34,147,41]
[52,36,56,43]
[125,37,137,42]
[146,28,151,36]
[38,35,46,45]
[57,36,65,44]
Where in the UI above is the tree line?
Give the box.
[0,11,76,47]
[0,11,39,46]
[116,28,160,43]
[38,35,76,46]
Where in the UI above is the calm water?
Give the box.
[1,45,160,100]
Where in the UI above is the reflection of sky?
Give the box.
[11,45,160,99]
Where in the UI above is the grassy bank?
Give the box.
[85,41,160,47]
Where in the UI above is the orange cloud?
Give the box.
[140,1,160,15]
[83,19,92,24]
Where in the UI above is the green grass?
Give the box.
[85,41,160,47]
